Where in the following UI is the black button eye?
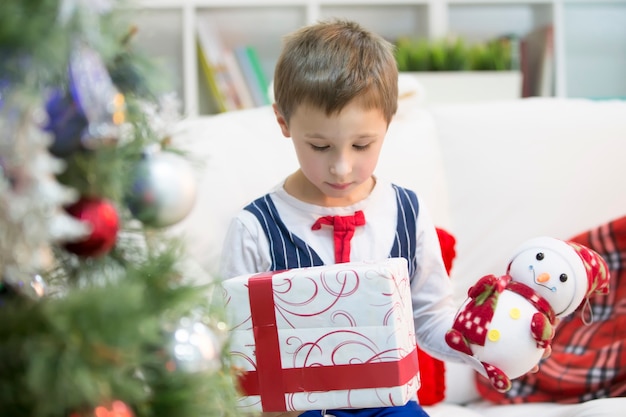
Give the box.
[560,274,568,282]
[536,252,545,261]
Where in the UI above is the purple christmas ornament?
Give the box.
[44,89,88,157]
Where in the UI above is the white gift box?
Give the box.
[222,258,420,412]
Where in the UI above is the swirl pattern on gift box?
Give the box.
[291,330,379,367]
[271,268,360,328]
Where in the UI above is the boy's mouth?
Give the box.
[328,182,351,190]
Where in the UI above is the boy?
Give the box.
[220,19,464,417]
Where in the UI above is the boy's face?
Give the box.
[274,100,388,206]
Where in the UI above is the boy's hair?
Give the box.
[273,19,398,125]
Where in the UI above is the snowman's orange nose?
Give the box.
[536,272,551,283]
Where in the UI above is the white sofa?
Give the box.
[170,80,626,416]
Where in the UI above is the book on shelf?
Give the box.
[224,50,255,109]
[196,16,244,112]
[196,41,227,113]
[234,45,271,107]
[520,24,554,97]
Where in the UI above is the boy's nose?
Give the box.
[330,158,351,176]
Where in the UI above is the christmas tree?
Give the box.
[0,1,241,416]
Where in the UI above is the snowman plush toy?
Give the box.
[445,236,610,392]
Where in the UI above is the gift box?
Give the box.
[222,258,420,412]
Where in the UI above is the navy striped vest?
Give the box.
[244,184,419,278]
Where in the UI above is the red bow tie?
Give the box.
[311,210,366,263]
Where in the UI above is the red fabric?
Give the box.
[437,227,457,275]
[417,348,446,405]
[416,227,456,405]
[312,211,366,263]
[476,215,626,404]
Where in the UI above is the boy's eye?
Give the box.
[310,144,329,151]
[353,144,371,151]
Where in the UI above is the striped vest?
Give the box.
[244,184,419,278]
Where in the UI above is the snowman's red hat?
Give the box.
[567,241,610,297]
[508,237,610,317]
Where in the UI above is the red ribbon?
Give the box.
[244,271,419,411]
[312,211,366,263]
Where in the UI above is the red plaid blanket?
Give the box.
[476,215,626,404]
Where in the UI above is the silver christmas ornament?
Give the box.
[168,317,222,373]
[127,149,197,228]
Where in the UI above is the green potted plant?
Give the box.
[394,35,521,104]
[469,38,515,71]
[395,36,515,71]
[395,37,471,71]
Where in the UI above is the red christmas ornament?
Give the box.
[64,197,119,257]
[69,400,135,417]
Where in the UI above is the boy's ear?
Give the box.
[273,103,291,138]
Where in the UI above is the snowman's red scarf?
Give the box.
[505,279,556,325]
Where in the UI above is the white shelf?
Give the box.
[129,0,626,115]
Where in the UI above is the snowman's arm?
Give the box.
[467,274,498,299]
[531,312,554,348]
